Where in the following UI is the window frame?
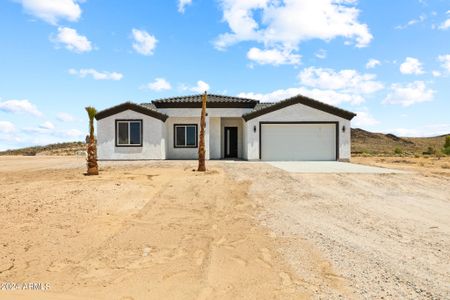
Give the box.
[173,124,198,148]
[115,119,143,147]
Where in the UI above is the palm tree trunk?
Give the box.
[197,92,207,172]
[86,106,99,175]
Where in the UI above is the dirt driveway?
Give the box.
[0,157,449,299]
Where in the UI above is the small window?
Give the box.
[174,124,197,148]
[116,120,142,146]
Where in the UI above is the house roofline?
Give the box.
[242,94,357,121]
[95,102,168,122]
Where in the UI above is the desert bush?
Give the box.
[394,147,403,155]
[423,146,436,156]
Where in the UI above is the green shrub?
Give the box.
[443,136,450,155]
[444,136,450,148]
[394,147,403,155]
[423,146,436,156]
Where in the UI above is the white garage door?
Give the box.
[261,123,337,161]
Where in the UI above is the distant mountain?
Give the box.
[0,142,85,156]
[352,128,449,155]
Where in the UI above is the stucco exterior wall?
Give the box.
[245,103,351,161]
[97,109,166,160]
[165,117,211,160]
[209,117,221,159]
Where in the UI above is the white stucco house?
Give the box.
[95,94,356,161]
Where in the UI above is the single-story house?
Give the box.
[95,94,356,161]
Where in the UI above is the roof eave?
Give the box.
[95,102,168,122]
[242,95,356,121]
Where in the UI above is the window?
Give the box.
[174,124,197,148]
[116,120,142,146]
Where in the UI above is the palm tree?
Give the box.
[197,92,207,171]
[85,106,99,175]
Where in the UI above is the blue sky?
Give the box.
[0,0,449,150]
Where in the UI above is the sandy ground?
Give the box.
[0,156,449,299]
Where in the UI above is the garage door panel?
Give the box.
[261,123,336,161]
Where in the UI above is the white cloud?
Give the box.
[53,27,92,53]
[141,78,172,91]
[16,0,83,25]
[383,81,434,107]
[366,58,381,69]
[65,129,83,137]
[238,87,364,106]
[399,57,424,75]
[247,47,301,65]
[131,29,157,56]
[178,0,192,13]
[438,54,450,72]
[69,68,123,80]
[315,49,327,59]
[57,112,76,122]
[383,124,450,137]
[298,67,384,95]
[395,15,426,30]
[439,11,450,30]
[238,66,383,106]
[440,19,450,30]
[432,70,442,77]
[189,80,210,93]
[0,121,16,133]
[0,99,42,116]
[353,111,379,127]
[39,121,55,130]
[215,0,372,63]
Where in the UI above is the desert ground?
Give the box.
[0,156,449,299]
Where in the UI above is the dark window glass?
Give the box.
[118,122,128,144]
[186,126,196,146]
[130,122,141,144]
[176,126,185,146]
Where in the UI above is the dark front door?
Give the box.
[224,127,238,158]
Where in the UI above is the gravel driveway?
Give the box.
[221,161,450,299]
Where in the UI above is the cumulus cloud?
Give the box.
[0,99,42,116]
[247,47,301,65]
[383,124,450,137]
[178,0,192,13]
[438,54,450,72]
[0,121,16,133]
[131,29,157,56]
[68,68,123,80]
[383,81,434,107]
[298,67,384,95]
[366,59,381,69]
[238,66,383,106]
[141,78,172,91]
[353,111,379,127]
[439,11,450,30]
[399,57,424,75]
[53,27,92,53]
[189,80,210,93]
[238,87,364,106]
[16,0,83,25]
[39,121,55,130]
[57,112,76,122]
[215,0,372,63]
